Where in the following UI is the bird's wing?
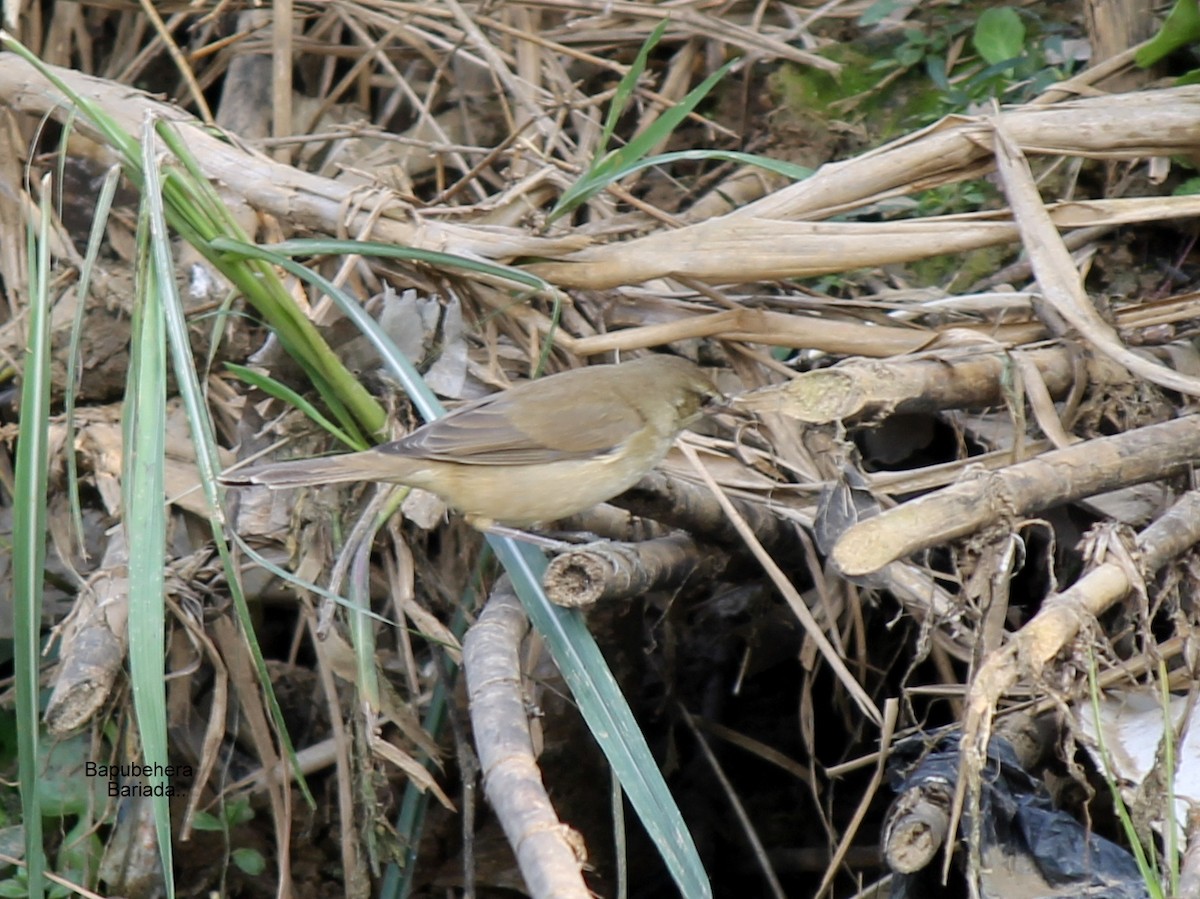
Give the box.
[379,373,647,465]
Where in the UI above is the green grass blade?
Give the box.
[1158,659,1179,896]
[13,172,55,899]
[1086,652,1164,898]
[600,19,669,153]
[227,533,396,627]
[4,37,325,829]
[264,237,555,294]
[64,165,122,558]
[579,148,811,193]
[127,119,175,899]
[601,58,737,177]
[206,239,444,420]
[626,147,810,180]
[224,362,366,451]
[382,584,474,899]
[1135,0,1200,68]
[551,35,741,223]
[233,237,571,372]
[148,121,379,445]
[141,140,317,811]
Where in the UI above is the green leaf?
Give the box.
[231,848,267,875]
[190,811,224,832]
[127,119,174,899]
[550,24,741,223]
[37,733,101,817]
[1137,0,1200,67]
[858,0,905,27]
[974,8,1026,66]
[54,818,101,893]
[13,172,54,899]
[224,798,256,826]
[224,363,366,451]
[926,55,950,91]
[1174,176,1200,195]
[564,148,810,195]
[600,20,669,155]
[0,878,29,897]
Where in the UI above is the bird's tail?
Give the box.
[220,452,392,489]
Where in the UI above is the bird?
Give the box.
[221,354,720,527]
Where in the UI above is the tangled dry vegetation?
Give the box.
[4,1,1200,897]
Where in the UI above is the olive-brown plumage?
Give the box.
[221,355,719,525]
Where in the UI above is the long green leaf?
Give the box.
[264,238,555,294]
[65,166,122,556]
[551,28,740,223]
[581,148,811,190]
[224,362,365,451]
[142,149,319,815]
[126,119,174,899]
[600,19,669,153]
[13,173,55,899]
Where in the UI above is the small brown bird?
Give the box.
[221,354,719,526]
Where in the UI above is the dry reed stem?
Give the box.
[526,86,1200,288]
[733,345,1127,425]
[530,193,1200,288]
[0,55,588,260]
[991,116,1200,396]
[464,579,591,899]
[832,415,1200,578]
